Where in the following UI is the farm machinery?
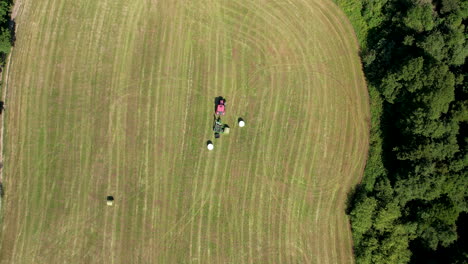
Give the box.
[215,97,226,116]
[207,96,244,149]
[213,116,229,138]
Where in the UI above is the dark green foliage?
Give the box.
[0,1,9,24]
[403,3,435,32]
[0,0,11,62]
[0,27,11,54]
[410,213,468,263]
[336,0,468,262]
[417,31,446,62]
[361,0,388,29]
[349,196,378,239]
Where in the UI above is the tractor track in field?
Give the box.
[0,0,26,226]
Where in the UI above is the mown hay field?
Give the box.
[0,0,369,263]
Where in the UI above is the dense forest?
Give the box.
[0,0,12,63]
[335,0,468,263]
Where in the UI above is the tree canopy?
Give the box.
[336,0,468,262]
[0,0,12,60]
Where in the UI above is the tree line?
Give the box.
[335,0,467,263]
[0,0,13,64]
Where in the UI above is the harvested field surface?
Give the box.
[0,0,369,263]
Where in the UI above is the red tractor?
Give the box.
[216,97,226,115]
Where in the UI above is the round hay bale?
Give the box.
[107,196,114,206]
[238,120,245,127]
[207,143,214,150]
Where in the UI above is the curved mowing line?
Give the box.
[304,1,369,264]
[267,3,320,262]
[305,0,370,257]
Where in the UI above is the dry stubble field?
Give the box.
[0,0,369,263]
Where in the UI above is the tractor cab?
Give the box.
[216,99,225,115]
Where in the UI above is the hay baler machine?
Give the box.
[213,117,229,138]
